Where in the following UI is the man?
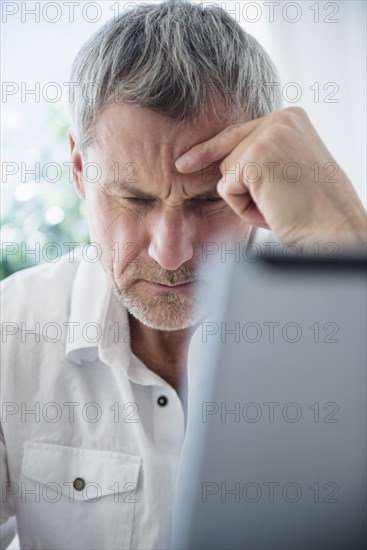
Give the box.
[1,1,365,549]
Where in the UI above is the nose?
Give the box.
[148,207,195,270]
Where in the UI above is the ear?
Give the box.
[69,132,85,200]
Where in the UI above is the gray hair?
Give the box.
[69,0,282,153]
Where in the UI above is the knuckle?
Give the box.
[250,133,277,158]
[286,106,307,117]
[271,106,307,125]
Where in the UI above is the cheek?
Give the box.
[86,197,138,243]
[84,200,143,272]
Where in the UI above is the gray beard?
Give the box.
[109,280,208,331]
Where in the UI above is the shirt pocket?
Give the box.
[17,441,141,550]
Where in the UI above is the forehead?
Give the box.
[92,102,249,167]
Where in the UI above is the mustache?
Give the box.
[121,258,200,286]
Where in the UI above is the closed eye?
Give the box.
[119,196,224,212]
[197,197,223,202]
[123,196,222,203]
[123,201,154,203]
[123,197,156,204]
[191,196,223,203]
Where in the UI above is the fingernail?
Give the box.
[175,153,192,171]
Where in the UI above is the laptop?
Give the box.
[172,235,366,550]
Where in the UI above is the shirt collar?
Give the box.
[65,249,131,372]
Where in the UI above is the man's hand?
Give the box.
[175,107,366,248]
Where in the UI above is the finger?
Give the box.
[222,192,270,229]
[217,169,270,229]
[175,116,263,173]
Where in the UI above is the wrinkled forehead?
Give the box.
[91,102,248,166]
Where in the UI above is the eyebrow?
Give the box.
[102,181,221,200]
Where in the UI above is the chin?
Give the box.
[112,285,208,331]
[128,307,205,332]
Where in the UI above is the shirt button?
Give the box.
[157,395,168,407]
[73,477,85,491]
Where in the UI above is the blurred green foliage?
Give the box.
[1,106,90,280]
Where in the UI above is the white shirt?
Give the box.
[0,248,187,550]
